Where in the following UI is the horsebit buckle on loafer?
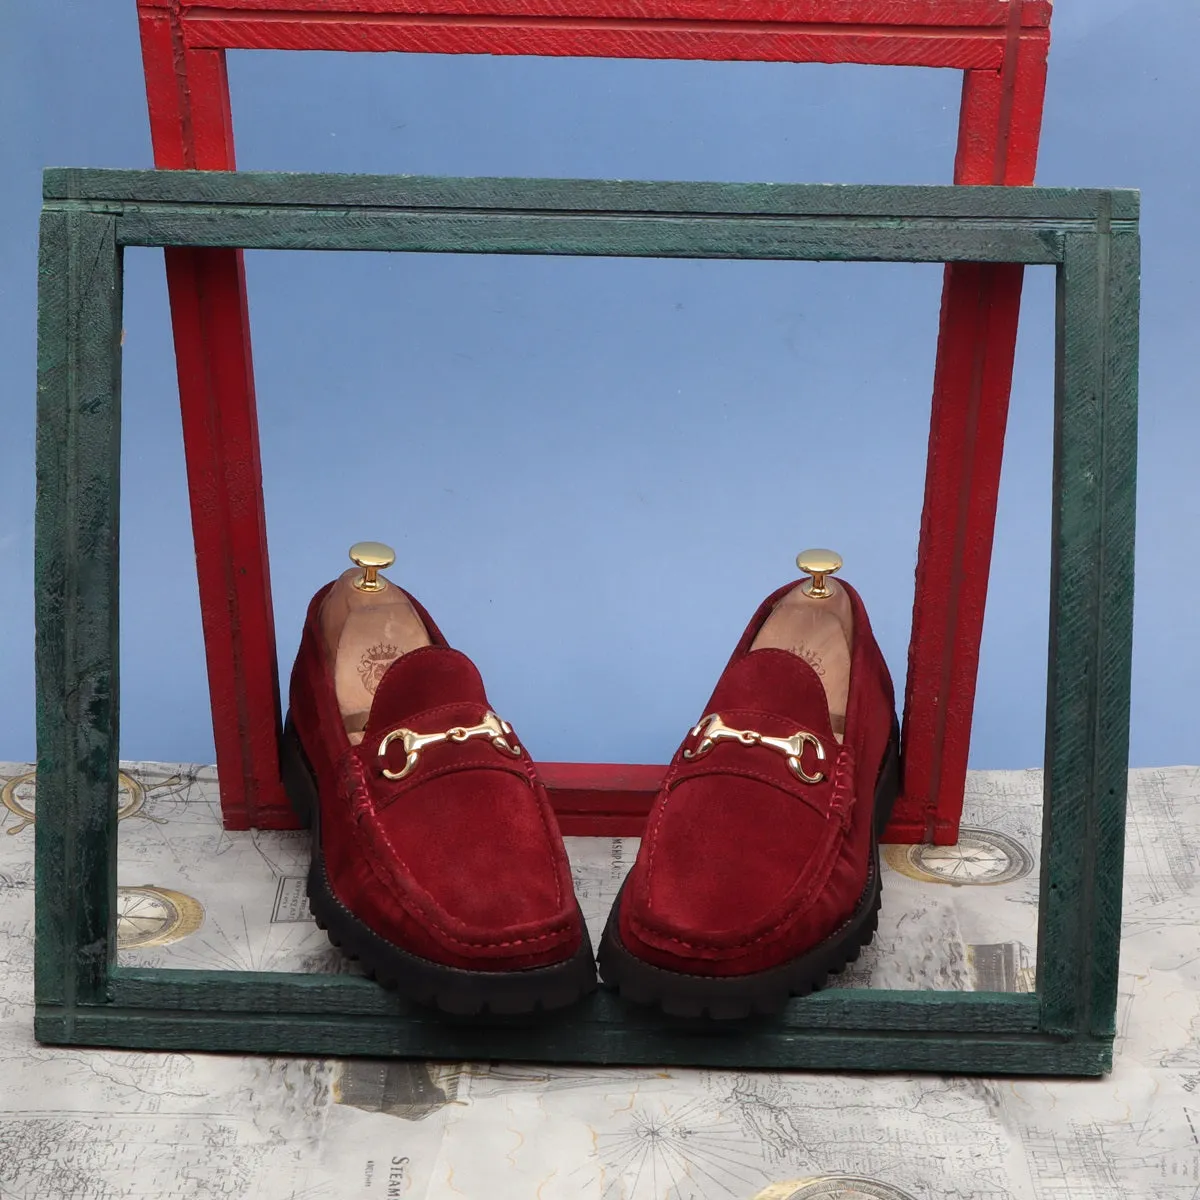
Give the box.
[377,711,522,780]
[683,713,827,784]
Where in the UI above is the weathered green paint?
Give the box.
[106,209,1068,265]
[33,169,1139,1075]
[1038,220,1140,1040]
[109,968,1041,1031]
[37,169,1138,267]
[33,1009,1111,1077]
[34,210,123,1020]
[1086,228,1140,1038]
[41,168,1140,224]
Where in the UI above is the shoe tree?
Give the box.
[750,549,853,741]
[319,542,432,742]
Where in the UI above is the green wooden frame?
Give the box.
[34,169,1139,1075]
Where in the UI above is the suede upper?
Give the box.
[289,583,582,972]
[617,579,895,977]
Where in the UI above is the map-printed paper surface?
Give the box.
[1,761,1197,1199]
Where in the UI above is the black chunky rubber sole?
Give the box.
[596,722,901,1020]
[281,716,597,1016]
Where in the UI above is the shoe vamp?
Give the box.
[643,775,836,940]
[372,769,568,931]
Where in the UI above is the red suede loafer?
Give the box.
[282,546,596,1015]
[598,552,899,1018]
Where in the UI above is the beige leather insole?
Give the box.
[319,568,432,744]
[750,581,853,742]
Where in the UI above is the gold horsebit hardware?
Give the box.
[683,713,827,784]
[377,711,521,781]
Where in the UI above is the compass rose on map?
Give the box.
[116,886,205,949]
[1,770,163,835]
[594,1096,763,1198]
[883,826,1033,885]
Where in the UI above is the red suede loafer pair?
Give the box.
[284,545,897,1019]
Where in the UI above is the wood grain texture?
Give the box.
[103,209,1069,264]
[894,33,1049,844]
[898,260,1026,839]
[163,245,287,833]
[34,1007,1110,1075]
[138,28,237,173]
[1086,229,1138,1038]
[110,969,1040,1030]
[136,28,289,830]
[953,45,1049,189]
[157,0,1052,72]
[1038,221,1138,1040]
[179,16,1036,68]
[141,0,1054,26]
[44,169,1136,222]
[34,211,123,1016]
[1038,231,1104,1037]
[39,174,1138,273]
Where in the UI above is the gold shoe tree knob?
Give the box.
[796,548,842,599]
[349,541,395,593]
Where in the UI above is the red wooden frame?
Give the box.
[136,0,1051,842]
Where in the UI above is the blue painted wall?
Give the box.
[1,2,1195,770]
